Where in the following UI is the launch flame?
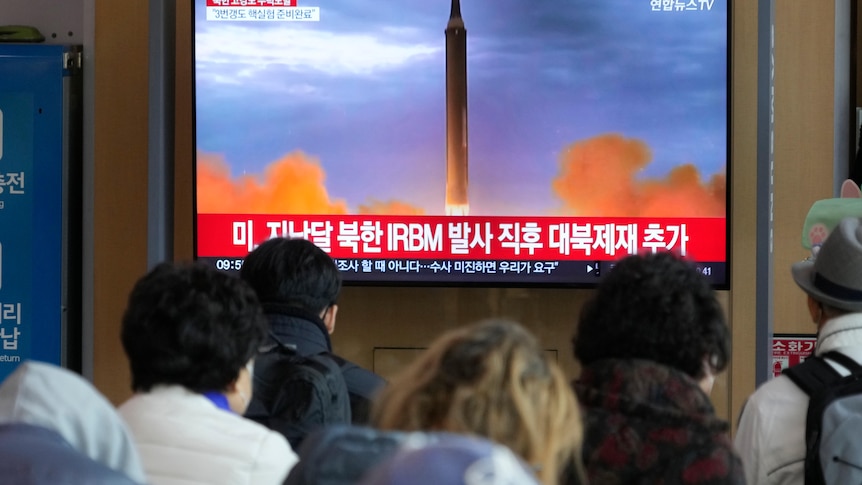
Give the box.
[196,151,349,215]
[552,134,726,217]
[196,151,425,215]
[197,134,725,218]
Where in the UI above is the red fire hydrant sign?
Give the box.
[771,334,817,379]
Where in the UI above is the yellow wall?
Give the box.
[90,1,841,433]
[773,3,840,334]
[91,1,149,401]
[727,0,759,427]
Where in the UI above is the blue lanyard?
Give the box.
[202,392,232,412]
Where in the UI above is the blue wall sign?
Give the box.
[0,44,79,381]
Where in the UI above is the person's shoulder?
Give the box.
[147,392,293,459]
[215,395,300,441]
[334,355,386,395]
[746,374,809,408]
[736,373,809,441]
[116,392,149,423]
[680,437,746,485]
[0,424,140,485]
[253,421,295,458]
[249,420,298,480]
[118,386,195,417]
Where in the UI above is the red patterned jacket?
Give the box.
[574,359,745,485]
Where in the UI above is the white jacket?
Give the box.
[0,361,147,483]
[734,312,862,485]
[119,385,298,485]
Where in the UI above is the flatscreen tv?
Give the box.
[193,0,730,287]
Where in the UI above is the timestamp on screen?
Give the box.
[214,259,244,271]
[695,265,713,276]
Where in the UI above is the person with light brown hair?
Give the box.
[370,319,586,485]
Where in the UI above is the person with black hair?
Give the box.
[239,238,385,424]
[118,262,297,485]
[572,252,744,484]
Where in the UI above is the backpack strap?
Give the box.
[782,351,862,485]
[263,330,297,353]
[820,351,862,373]
[783,354,842,396]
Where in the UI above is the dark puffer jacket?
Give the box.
[262,303,386,423]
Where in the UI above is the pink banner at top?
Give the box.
[206,0,297,7]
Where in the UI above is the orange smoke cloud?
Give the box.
[197,151,349,214]
[552,134,726,217]
[197,151,425,215]
[358,199,426,215]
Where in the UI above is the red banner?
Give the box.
[197,214,726,261]
[772,335,817,378]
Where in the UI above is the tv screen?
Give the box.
[193,0,729,287]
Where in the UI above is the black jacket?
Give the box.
[261,303,386,423]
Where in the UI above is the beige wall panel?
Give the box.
[772,3,836,336]
[175,0,195,261]
[334,286,591,384]
[728,0,760,430]
[92,1,150,403]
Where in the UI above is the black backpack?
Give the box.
[782,350,862,485]
[244,333,352,450]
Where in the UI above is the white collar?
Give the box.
[816,312,862,356]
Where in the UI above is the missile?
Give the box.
[445,0,469,216]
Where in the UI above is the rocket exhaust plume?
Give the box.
[552,134,726,217]
[445,0,469,216]
[196,151,425,215]
[196,151,349,214]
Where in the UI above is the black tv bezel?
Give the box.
[190,0,732,291]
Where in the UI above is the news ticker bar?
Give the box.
[198,256,727,286]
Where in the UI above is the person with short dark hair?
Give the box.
[573,252,744,484]
[118,262,297,485]
[240,238,385,426]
